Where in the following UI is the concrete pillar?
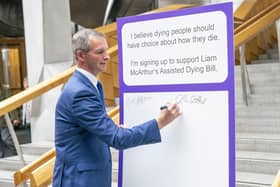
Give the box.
[22,0,73,142]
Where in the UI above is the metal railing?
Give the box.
[238,44,252,105]
[234,0,280,105]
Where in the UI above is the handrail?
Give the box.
[234,1,280,48]
[108,105,120,119]
[14,148,56,186]
[234,0,258,21]
[234,1,280,35]
[30,157,55,187]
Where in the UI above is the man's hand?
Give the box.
[156,103,181,129]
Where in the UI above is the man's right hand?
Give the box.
[156,103,181,129]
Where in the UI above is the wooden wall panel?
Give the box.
[8,48,21,90]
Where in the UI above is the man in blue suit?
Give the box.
[52,29,181,187]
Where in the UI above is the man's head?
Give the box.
[72,29,110,76]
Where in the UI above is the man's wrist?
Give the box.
[156,117,164,129]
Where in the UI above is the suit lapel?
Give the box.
[73,71,105,109]
[73,71,96,90]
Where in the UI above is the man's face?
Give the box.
[80,36,110,76]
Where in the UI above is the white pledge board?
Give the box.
[117,2,235,187]
[123,91,229,187]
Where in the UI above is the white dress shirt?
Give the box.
[76,67,98,91]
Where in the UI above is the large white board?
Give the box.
[123,91,229,187]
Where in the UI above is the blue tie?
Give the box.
[97,81,105,107]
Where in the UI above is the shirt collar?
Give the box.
[76,67,98,89]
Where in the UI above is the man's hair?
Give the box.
[72,29,105,63]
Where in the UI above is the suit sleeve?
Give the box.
[72,90,161,150]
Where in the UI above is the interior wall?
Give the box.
[23,0,73,142]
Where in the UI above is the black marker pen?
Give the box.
[160,95,184,110]
[160,105,168,110]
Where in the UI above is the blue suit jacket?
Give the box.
[52,71,161,187]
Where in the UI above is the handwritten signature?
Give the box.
[127,94,207,105]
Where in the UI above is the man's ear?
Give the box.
[76,49,86,62]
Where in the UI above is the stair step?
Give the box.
[0,169,14,181]
[235,84,280,95]
[237,133,280,140]
[21,141,54,155]
[236,151,280,174]
[236,118,280,134]
[0,169,31,187]
[236,183,271,187]
[236,172,275,187]
[252,59,280,64]
[235,93,280,106]
[258,53,279,60]
[0,180,14,187]
[235,62,280,73]
[235,74,280,85]
[235,66,280,78]
[235,105,280,118]
[237,151,280,161]
[267,48,279,55]
[237,133,280,153]
[0,154,40,170]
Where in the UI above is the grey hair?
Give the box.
[72,29,105,63]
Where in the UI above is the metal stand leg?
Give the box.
[4,114,28,187]
[4,114,26,166]
[239,45,249,105]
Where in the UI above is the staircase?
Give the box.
[0,141,53,187]
[0,141,119,187]
[235,45,280,187]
